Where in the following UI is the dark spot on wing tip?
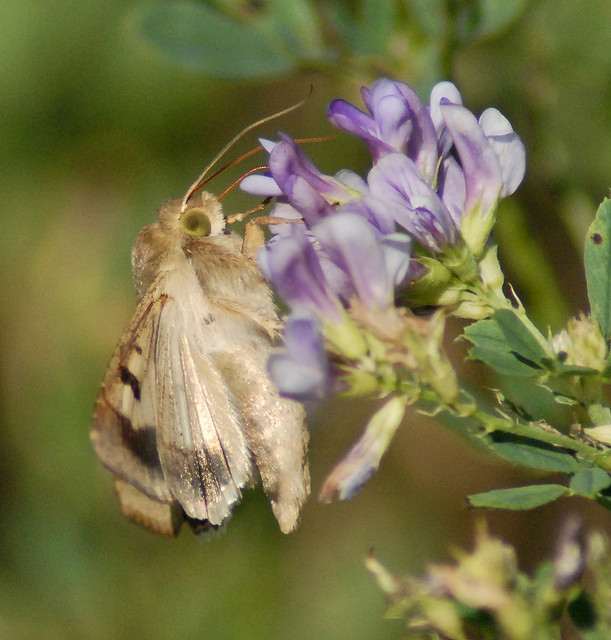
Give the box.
[592,232,603,245]
[120,365,141,401]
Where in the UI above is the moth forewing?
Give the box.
[114,477,183,537]
[91,190,309,535]
[213,346,310,533]
[152,266,254,525]
[91,292,173,504]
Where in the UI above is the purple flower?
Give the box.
[313,212,395,310]
[429,81,463,157]
[267,312,330,400]
[258,224,343,322]
[367,153,458,251]
[429,92,525,220]
[238,77,527,401]
[241,135,365,227]
[478,108,526,198]
[327,78,526,255]
[328,78,439,181]
[440,101,506,221]
[260,209,411,317]
[439,100,526,252]
[436,155,467,227]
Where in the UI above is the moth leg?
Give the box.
[241,220,266,259]
[225,198,271,225]
[226,195,304,258]
[241,216,305,259]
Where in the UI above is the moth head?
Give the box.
[158,191,226,237]
[180,207,213,237]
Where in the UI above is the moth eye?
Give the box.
[180,208,212,237]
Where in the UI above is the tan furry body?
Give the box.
[91,192,309,536]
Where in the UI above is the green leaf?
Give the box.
[551,392,581,406]
[556,364,599,377]
[409,0,447,38]
[476,0,530,37]
[325,0,399,57]
[584,197,611,338]
[264,0,325,58]
[494,309,549,363]
[491,440,579,473]
[596,493,611,511]
[411,0,528,41]
[468,484,569,510]
[134,2,323,79]
[464,313,545,377]
[569,468,611,498]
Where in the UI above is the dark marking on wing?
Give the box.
[113,408,162,470]
[135,345,143,355]
[202,313,215,325]
[120,365,141,401]
[184,513,222,535]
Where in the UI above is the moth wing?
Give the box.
[153,269,255,527]
[214,344,310,533]
[114,477,183,537]
[91,290,172,503]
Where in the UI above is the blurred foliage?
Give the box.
[367,520,611,639]
[0,0,610,638]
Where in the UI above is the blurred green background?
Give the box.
[1,1,610,638]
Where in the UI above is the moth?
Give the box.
[91,133,310,537]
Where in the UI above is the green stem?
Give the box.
[419,388,601,464]
[467,407,598,461]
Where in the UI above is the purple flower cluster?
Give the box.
[241,78,526,400]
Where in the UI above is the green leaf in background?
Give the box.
[465,313,544,377]
[476,0,530,37]
[468,484,569,509]
[324,0,398,57]
[491,440,579,473]
[584,197,611,338]
[411,0,528,41]
[569,468,611,498]
[134,1,327,79]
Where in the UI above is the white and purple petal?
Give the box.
[368,153,457,250]
[313,213,393,310]
[479,108,526,197]
[429,81,463,157]
[268,311,330,401]
[440,101,503,219]
[258,225,343,322]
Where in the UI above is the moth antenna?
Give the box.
[196,133,339,198]
[181,88,312,212]
[217,166,269,202]
[191,147,266,197]
[294,132,340,145]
